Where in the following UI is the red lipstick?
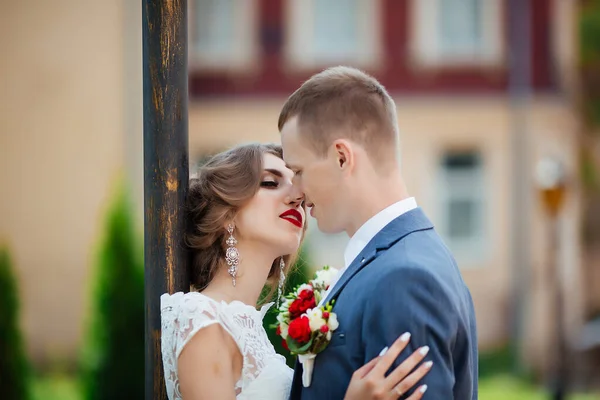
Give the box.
[279,209,303,228]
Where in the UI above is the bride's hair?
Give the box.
[185,142,305,298]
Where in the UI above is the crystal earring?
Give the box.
[225,224,239,287]
[277,257,286,307]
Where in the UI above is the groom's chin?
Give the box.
[314,219,343,235]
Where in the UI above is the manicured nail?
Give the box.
[420,385,428,393]
[419,346,430,356]
[379,346,389,356]
[400,332,411,342]
[424,361,433,369]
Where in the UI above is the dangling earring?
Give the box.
[277,257,286,307]
[225,224,239,287]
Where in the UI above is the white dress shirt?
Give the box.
[319,197,418,305]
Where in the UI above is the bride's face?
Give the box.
[234,153,306,256]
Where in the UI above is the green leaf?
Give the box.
[286,336,314,354]
[314,290,322,305]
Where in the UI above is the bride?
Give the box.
[161,143,432,399]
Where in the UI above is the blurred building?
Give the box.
[1,0,596,378]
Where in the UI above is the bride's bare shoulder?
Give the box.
[177,322,242,399]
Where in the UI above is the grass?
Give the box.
[479,375,600,400]
[31,373,81,400]
[30,373,600,400]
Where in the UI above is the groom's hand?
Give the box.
[343,333,432,400]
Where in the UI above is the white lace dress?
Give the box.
[160,291,293,400]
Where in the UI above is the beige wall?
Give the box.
[0,1,127,364]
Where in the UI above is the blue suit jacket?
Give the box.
[289,208,478,399]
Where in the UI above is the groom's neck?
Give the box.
[345,170,409,237]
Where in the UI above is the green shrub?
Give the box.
[580,0,600,129]
[262,246,312,367]
[79,186,144,400]
[0,246,31,400]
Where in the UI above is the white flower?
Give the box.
[277,313,288,325]
[326,331,332,341]
[314,267,339,287]
[280,298,292,311]
[327,313,339,331]
[306,308,326,332]
[280,323,289,339]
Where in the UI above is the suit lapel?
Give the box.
[322,208,434,307]
[291,208,434,393]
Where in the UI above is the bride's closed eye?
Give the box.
[260,180,279,188]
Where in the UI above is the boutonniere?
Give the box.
[272,266,339,387]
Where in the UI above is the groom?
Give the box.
[279,66,478,399]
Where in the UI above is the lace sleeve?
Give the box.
[160,292,239,400]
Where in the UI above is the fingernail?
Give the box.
[400,332,411,342]
[424,361,433,369]
[379,346,389,356]
[419,346,430,356]
[420,385,428,393]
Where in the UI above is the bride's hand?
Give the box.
[343,333,432,400]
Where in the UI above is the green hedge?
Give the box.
[580,0,600,129]
[0,246,31,400]
[79,186,144,400]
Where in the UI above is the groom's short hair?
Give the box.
[278,66,399,160]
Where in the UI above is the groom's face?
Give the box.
[281,117,347,234]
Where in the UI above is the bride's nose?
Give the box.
[285,186,304,207]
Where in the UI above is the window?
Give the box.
[410,0,503,66]
[284,0,382,69]
[189,0,258,70]
[438,151,487,261]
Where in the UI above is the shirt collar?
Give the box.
[343,197,418,268]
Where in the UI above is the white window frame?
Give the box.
[409,0,504,67]
[437,149,488,265]
[283,0,383,71]
[188,0,259,72]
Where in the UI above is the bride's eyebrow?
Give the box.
[263,168,283,178]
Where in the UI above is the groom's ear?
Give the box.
[333,140,354,172]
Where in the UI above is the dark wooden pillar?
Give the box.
[142,1,190,399]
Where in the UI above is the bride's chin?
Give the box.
[276,241,300,258]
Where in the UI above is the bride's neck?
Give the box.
[202,241,277,307]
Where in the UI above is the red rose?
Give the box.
[322,312,330,319]
[288,316,312,344]
[300,297,316,313]
[289,296,316,319]
[320,325,329,333]
[288,299,304,319]
[299,289,313,301]
[276,325,282,336]
[282,339,289,351]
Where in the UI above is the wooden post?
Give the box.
[508,0,532,375]
[142,1,189,399]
